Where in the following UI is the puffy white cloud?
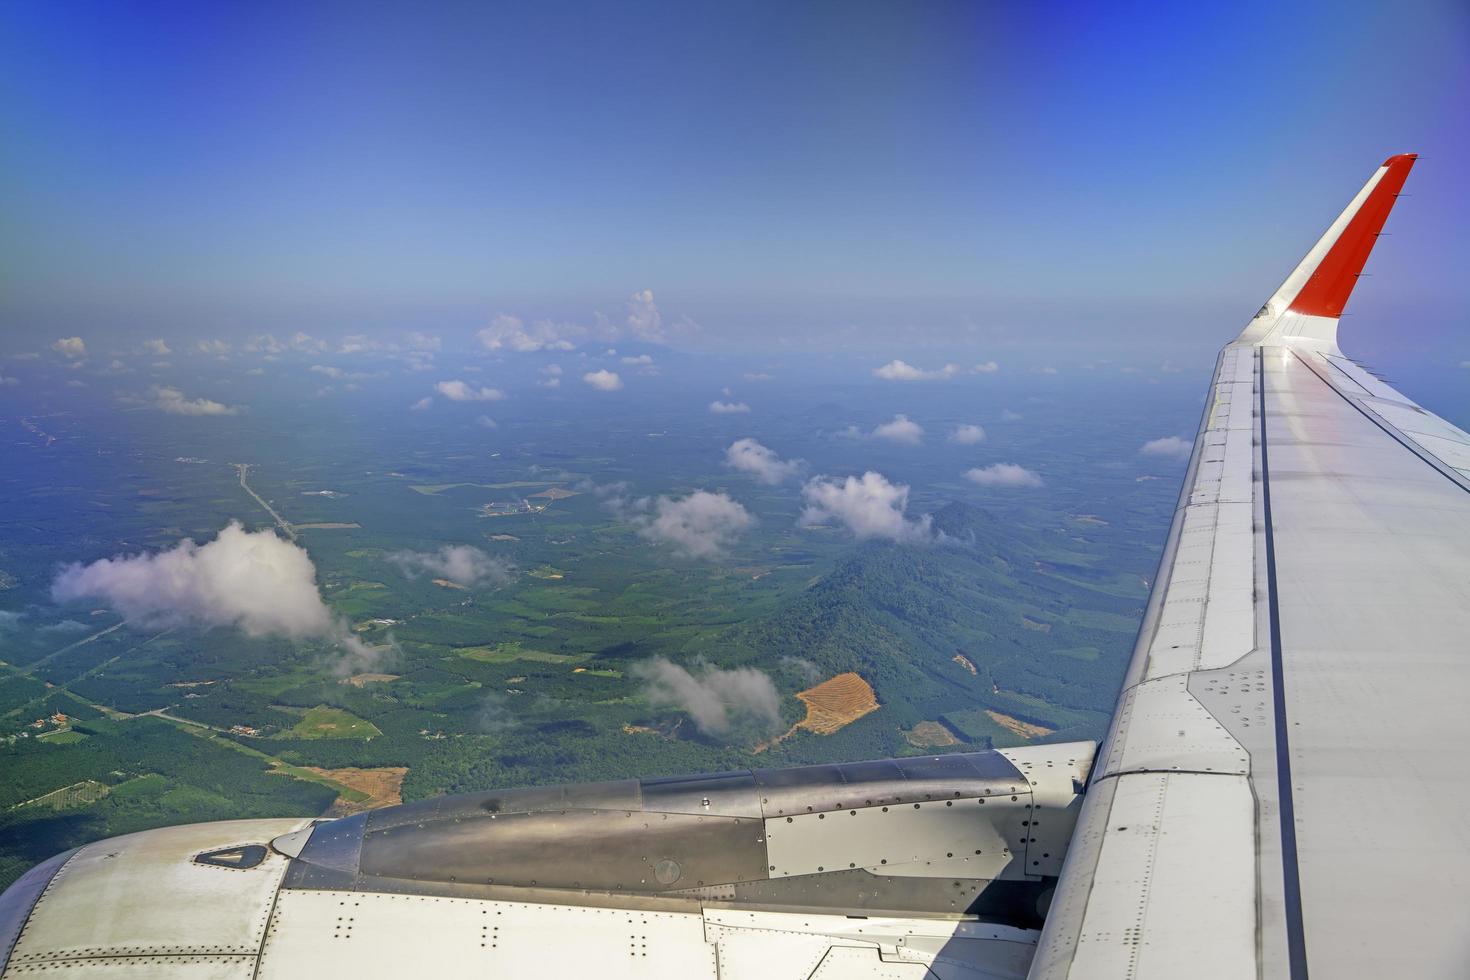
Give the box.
[631,657,781,737]
[310,364,343,379]
[950,424,986,445]
[435,380,506,402]
[244,334,286,355]
[52,337,86,358]
[195,339,232,355]
[873,359,960,381]
[388,545,514,587]
[143,339,171,356]
[622,354,653,365]
[583,369,623,391]
[800,471,933,542]
[972,361,1000,374]
[151,385,238,416]
[709,400,750,414]
[725,438,800,484]
[965,463,1043,488]
[1140,436,1192,461]
[409,396,433,411]
[626,289,664,342]
[476,314,578,352]
[50,522,368,661]
[872,414,924,444]
[637,491,754,558]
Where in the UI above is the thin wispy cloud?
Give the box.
[709,400,750,414]
[388,545,514,587]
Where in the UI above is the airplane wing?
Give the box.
[1031,153,1470,979]
[2,154,1462,980]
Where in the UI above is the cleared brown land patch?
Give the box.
[1020,617,1052,633]
[343,673,400,688]
[759,673,879,752]
[985,710,1054,740]
[433,578,468,590]
[905,721,961,748]
[952,653,977,675]
[305,766,409,816]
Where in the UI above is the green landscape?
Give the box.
[0,358,1190,889]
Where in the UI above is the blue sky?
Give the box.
[2,0,1466,363]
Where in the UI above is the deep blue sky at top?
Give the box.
[2,0,1466,362]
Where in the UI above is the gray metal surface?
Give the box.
[281,746,1092,926]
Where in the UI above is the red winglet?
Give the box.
[1287,154,1416,318]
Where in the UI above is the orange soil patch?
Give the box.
[952,654,977,675]
[984,710,1054,740]
[905,721,961,748]
[433,578,468,590]
[343,673,400,688]
[305,766,409,816]
[759,673,879,751]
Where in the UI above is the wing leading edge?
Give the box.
[1032,154,1470,979]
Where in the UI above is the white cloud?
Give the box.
[872,414,924,444]
[637,491,754,558]
[244,334,286,355]
[743,372,774,382]
[800,471,933,542]
[965,463,1043,488]
[1002,409,1023,421]
[622,354,653,365]
[626,289,664,342]
[310,364,343,379]
[409,396,433,411]
[476,415,498,429]
[1038,366,1059,375]
[435,380,506,402]
[583,369,623,391]
[403,331,441,352]
[477,313,579,352]
[631,657,781,738]
[972,361,1000,374]
[0,373,18,386]
[51,521,367,657]
[950,424,986,445]
[1140,436,1192,461]
[709,400,750,414]
[725,438,800,484]
[52,337,86,358]
[151,385,238,416]
[143,339,171,356]
[873,359,960,381]
[195,339,232,355]
[542,364,563,376]
[388,545,514,587]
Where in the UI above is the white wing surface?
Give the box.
[1031,154,1470,979]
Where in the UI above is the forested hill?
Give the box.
[715,501,1145,756]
